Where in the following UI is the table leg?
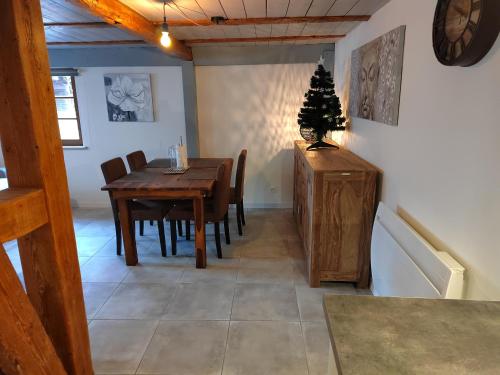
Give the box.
[117,199,138,266]
[193,195,206,268]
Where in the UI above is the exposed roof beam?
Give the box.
[46,34,345,47]
[47,40,146,46]
[181,15,370,26]
[44,21,112,28]
[185,35,345,45]
[43,15,370,29]
[63,0,192,60]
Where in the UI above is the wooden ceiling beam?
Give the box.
[44,21,112,28]
[47,40,147,46]
[43,15,370,29]
[185,35,346,45]
[182,15,370,26]
[63,0,192,60]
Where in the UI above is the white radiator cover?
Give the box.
[371,203,465,299]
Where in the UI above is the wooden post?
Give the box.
[0,1,93,374]
[0,246,67,375]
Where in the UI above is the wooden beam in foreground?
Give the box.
[43,15,370,28]
[0,246,67,375]
[64,0,192,60]
[185,35,346,45]
[0,0,93,373]
[0,189,48,243]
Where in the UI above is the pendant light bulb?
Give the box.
[161,28,171,47]
[160,2,171,48]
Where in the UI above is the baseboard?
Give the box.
[71,200,111,209]
[243,202,293,209]
[71,200,292,210]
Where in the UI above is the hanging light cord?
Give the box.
[166,1,203,26]
[163,1,167,24]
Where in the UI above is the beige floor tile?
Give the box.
[137,321,228,375]
[237,258,296,285]
[96,283,175,319]
[163,281,235,320]
[77,221,117,237]
[89,319,158,374]
[79,256,91,266]
[238,239,291,259]
[302,321,332,375]
[80,256,130,283]
[6,251,23,274]
[223,321,308,375]
[76,236,114,257]
[296,284,356,322]
[122,263,184,284]
[231,284,299,321]
[180,258,239,283]
[83,282,118,319]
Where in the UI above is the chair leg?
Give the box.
[177,220,183,236]
[236,203,243,236]
[158,220,167,257]
[223,212,230,245]
[214,222,222,258]
[149,220,154,226]
[139,220,144,236]
[185,220,191,241]
[240,201,246,226]
[169,220,177,256]
[114,219,121,256]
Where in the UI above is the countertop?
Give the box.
[323,294,500,375]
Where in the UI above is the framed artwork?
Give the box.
[104,73,154,122]
[349,25,406,126]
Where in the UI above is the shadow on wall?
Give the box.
[197,63,315,207]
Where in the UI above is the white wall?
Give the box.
[333,0,500,300]
[196,63,315,208]
[65,66,186,207]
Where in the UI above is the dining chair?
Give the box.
[101,157,171,257]
[126,150,147,172]
[126,150,184,237]
[229,149,247,236]
[126,150,150,234]
[167,159,233,258]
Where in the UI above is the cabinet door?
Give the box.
[319,172,367,279]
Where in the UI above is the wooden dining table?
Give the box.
[101,158,231,268]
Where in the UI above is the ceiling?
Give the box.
[42,0,390,47]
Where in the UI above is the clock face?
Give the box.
[433,0,500,66]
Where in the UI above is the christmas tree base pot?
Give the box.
[306,141,339,151]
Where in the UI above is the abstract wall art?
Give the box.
[104,73,154,122]
[349,26,406,126]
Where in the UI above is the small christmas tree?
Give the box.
[298,64,345,150]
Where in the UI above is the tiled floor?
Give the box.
[5,207,369,374]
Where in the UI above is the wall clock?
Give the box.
[433,0,500,66]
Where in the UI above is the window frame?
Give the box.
[53,75,84,147]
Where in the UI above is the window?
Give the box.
[51,75,83,146]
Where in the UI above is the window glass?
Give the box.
[51,75,82,146]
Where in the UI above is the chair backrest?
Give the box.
[234,149,247,202]
[212,158,234,220]
[101,157,127,217]
[126,150,147,171]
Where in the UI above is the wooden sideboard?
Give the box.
[293,141,379,288]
